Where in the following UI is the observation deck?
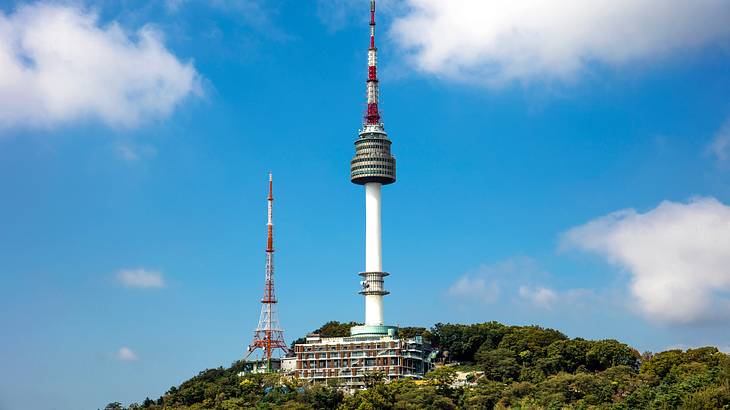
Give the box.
[350,125,396,185]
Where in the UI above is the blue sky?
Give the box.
[1,1,730,409]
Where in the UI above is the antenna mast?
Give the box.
[245,173,289,369]
[365,0,381,125]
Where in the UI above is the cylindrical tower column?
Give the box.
[365,182,382,272]
[365,182,383,325]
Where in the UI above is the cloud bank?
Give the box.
[389,0,730,85]
[564,197,730,325]
[117,269,166,289]
[0,3,200,129]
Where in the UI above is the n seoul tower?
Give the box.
[350,0,397,331]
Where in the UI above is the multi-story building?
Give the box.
[293,332,432,388]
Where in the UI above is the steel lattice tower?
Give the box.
[245,173,289,368]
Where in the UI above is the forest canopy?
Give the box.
[107,321,730,410]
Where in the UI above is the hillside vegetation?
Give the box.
[106,321,730,409]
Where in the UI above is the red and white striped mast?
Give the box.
[245,173,289,369]
[365,0,381,126]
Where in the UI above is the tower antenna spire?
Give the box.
[365,0,381,125]
[245,173,289,370]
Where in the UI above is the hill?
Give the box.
[104,321,730,409]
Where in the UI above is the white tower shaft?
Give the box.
[365,182,383,325]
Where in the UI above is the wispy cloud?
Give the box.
[117,346,139,362]
[447,257,544,305]
[167,0,290,41]
[708,119,730,164]
[0,3,200,129]
[114,141,157,163]
[447,274,500,303]
[519,286,558,310]
[563,197,730,325]
[116,268,166,289]
[447,257,599,314]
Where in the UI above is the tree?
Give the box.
[544,338,591,374]
[316,321,361,337]
[395,386,456,410]
[398,327,430,341]
[290,337,306,351]
[302,385,343,409]
[641,349,685,380]
[430,322,507,363]
[459,380,505,410]
[498,326,567,365]
[475,347,520,382]
[338,382,395,410]
[426,366,459,397]
[585,339,640,371]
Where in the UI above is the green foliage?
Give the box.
[398,326,431,342]
[302,384,344,409]
[459,380,505,409]
[118,321,730,410]
[641,349,685,379]
[585,339,640,371]
[426,366,459,397]
[497,326,568,365]
[338,381,395,410]
[395,385,456,410]
[475,347,520,382]
[431,322,507,362]
[315,321,362,337]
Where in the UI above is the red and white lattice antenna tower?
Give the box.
[365,0,382,126]
[245,173,289,368]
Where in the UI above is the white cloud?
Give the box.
[0,3,200,129]
[709,120,730,163]
[563,197,730,325]
[447,257,549,304]
[447,274,500,303]
[447,258,601,316]
[117,269,166,289]
[519,286,558,309]
[117,346,139,362]
[389,0,730,85]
